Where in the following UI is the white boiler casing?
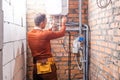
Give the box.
[45,0,69,15]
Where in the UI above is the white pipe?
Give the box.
[79,0,82,35]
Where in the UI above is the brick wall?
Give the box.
[2,0,27,80]
[88,0,120,80]
[27,0,88,80]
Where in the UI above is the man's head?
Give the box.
[34,13,47,29]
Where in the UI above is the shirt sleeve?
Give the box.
[46,26,66,40]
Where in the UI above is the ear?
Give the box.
[40,22,44,25]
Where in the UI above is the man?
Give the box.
[27,13,67,80]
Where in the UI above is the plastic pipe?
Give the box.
[79,0,82,35]
[84,24,89,80]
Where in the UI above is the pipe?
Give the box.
[83,34,86,80]
[84,24,89,80]
[68,32,71,80]
[78,1,84,79]
[79,0,82,35]
[82,24,89,80]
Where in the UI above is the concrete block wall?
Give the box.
[0,0,3,79]
[88,0,120,80]
[0,8,3,50]
[2,0,27,80]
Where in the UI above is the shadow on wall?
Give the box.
[13,43,26,80]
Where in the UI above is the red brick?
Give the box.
[61,57,68,61]
[104,48,112,54]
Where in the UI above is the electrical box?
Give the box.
[45,0,69,15]
[0,10,3,49]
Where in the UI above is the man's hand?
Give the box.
[62,16,67,25]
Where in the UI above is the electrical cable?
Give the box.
[75,49,84,70]
[62,34,69,53]
[96,0,112,8]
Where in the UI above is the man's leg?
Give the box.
[33,64,44,80]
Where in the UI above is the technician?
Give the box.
[27,13,67,80]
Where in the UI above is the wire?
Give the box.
[62,35,69,53]
[75,49,84,70]
[97,0,112,8]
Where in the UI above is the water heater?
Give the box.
[45,0,69,15]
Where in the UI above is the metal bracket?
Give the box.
[80,60,87,63]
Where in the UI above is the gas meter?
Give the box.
[72,36,85,53]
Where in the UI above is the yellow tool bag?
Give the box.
[36,58,54,74]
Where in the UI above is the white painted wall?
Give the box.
[2,0,27,80]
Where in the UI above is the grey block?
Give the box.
[0,50,3,80]
[0,10,3,49]
[0,0,1,9]
[0,2,3,80]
